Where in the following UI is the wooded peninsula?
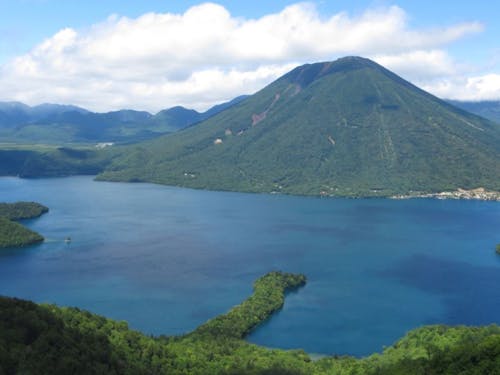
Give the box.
[1,271,499,374]
[0,202,48,248]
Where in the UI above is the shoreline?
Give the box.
[3,174,500,201]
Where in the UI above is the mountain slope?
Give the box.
[448,100,500,124]
[202,95,250,119]
[0,102,33,127]
[151,96,250,131]
[152,106,202,131]
[0,102,88,127]
[0,97,247,144]
[99,56,499,196]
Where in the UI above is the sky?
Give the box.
[1,0,499,113]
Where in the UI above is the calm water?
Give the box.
[0,176,499,356]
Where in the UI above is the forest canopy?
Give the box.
[1,271,499,374]
[0,202,48,248]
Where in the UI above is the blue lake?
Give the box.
[0,176,499,356]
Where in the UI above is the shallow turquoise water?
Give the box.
[0,176,499,356]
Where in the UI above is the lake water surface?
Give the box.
[0,176,499,356]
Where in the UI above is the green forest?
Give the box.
[97,57,500,197]
[0,202,48,220]
[0,202,48,248]
[1,271,499,374]
[0,217,44,248]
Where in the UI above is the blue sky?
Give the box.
[1,0,499,111]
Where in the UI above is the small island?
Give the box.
[0,202,48,248]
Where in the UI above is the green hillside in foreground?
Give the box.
[98,56,500,197]
[0,202,48,248]
[1,271,500,374]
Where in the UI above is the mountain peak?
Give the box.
[281,56,380,88]
[99,56,500,197]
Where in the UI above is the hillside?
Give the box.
[0,201,48,220]
[448,100,500,124]
[1,273,500,374]
[99,56,500,197]
[152,96,249,131]
[0,97,247,144]
[0,102,88,127]
[0,202,48,248]
[0,145,117,178]
[0,217,44,248]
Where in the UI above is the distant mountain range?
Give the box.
[447,100,500,124]
[97,56,500,197]
[152,96,249,130]
[0,96,248,144]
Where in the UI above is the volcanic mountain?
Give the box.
[99,56,500,197]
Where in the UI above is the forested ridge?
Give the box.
[0,217,44,248]
[1,271,499,374]
[0,202,48,248]
[0,202,48,220]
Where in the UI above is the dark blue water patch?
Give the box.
[0,176,498,356]
[379,254,500,325]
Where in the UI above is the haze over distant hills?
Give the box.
[0,96,248,144]
[152,96,249,131]
[448,100,500,124]
[0,102,89,126]
[98,56,500,197]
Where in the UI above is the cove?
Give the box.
[0,176,499,356]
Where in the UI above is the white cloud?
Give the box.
[373,50,459,80]
[0,2,491,112]
[420,74,500,101]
